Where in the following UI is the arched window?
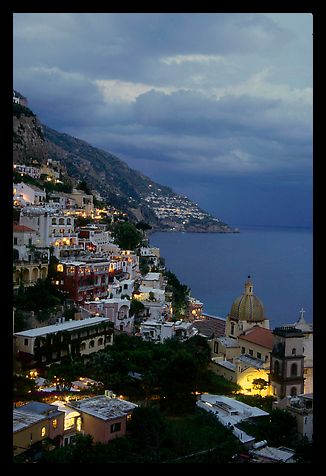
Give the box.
[274,360,280,374]
[98,337,103,346]
[230,322,235,335]
[89,340,95,348]
[291,363,298,376]
[59,218,64,225]
[52,218,57,225]
[290,386,297,397]
[292,348,296,355]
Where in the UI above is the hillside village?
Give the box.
[12,92,313,464]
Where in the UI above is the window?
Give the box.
[98,337,103,346]
[14,237,18,245]
[257,352,262,360]
[52,419,57,429]
[274,360,280,374]
[241,347,245,354]
[41,427,46,437]
[292,348,296,355]
[290,386,297,397]
[249,349,253,356]
[111,422,121,433]
[214,342,219,354]
[89,340,95,348]
[230,322,235,335]
[24,338,28,346]
[291,363,298,376]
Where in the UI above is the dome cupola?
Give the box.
[229,276,265,322]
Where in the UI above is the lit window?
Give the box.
[76,417,82,432]
[41,427,46,437]
[52,419,57,429]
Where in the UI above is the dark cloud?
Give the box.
[13,13,312,227]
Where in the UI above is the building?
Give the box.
[66,393,138,443]
[13,164,41,180]
[288,309,313,394]
[269,326,305,398]
[84,297,134,334]
[13,90,28,106]
[197,394,269,447]
[14,316,113,368]
[14,182,46,205]
[13,223,39,261]
[139,319,198,343]
[186,296,204,320]
[249,445,295,463]
[55,259,111,304]
[225,276,270,338]
[273,393,313,441]
[13,402,64,456]
[19,206,78,254]
[209,278,273,394]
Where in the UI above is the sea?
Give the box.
[150,225,313,330]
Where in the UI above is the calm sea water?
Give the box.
[150,225,313,329]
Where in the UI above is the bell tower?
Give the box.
[270,326,305,399]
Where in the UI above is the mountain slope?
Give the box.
[13,101,235,232]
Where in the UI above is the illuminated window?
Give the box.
[57,264,64,272]
[76,417,82,432]
[52,419,57,429]
[41,427,46,437]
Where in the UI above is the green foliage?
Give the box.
[13,374,37,401]
[38,408,242,464]
[130,299,145,318]
[111,221,142,250]
[13,102,36,118]
[235,394,276,413]
[164,270,190,318]
[77,180,92,195]
[237,408,298,447]
[13,278,65,313]
[294,436,313,463]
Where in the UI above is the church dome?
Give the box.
[229,277,265,322]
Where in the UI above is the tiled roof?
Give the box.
[13,223,36,233]
[192,315,226,338]
[238,326,273,349]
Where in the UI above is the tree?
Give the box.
[77,180,92,195]
[252,378,269,395]
[111,222,142,250]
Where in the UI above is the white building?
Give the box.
[140,319,197,343]
[14,182,46,205]
[13,164,41,179]
[19,206,78,255]
[197,394,269,446]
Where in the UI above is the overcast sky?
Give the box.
[13,13,313,227]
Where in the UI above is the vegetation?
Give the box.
[236,408,298,447]
[164,270,190,318]
[39,407,242,464]
[13,278,65,314]
[13,103,36,118]
[111,222,142,250]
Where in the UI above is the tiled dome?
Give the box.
[229,277,265,322]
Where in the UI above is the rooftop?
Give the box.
[67,395,137,421]
[14,316,110,338]
[143,272,161,280]
[13,224,36,233]
[236,353,266,369]
[218,336,240,348]
[238,326,273,349]
[13,409,46,433]
[192,315,226,338]
[250,445,295,463]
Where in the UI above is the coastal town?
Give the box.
[12,92,313,464]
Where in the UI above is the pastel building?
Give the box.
[13,402,64,456]
[66,393,138,443]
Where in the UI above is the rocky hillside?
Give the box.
[13,101,236,233]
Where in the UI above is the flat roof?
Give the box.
[213,359,236,371]
[13,410,46,433]
[14,316,110,338]
[218,336,240,348]
[250,445,295,462]
[143,272,161,280]
[236,353,266,369]
[67,395,137,421]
